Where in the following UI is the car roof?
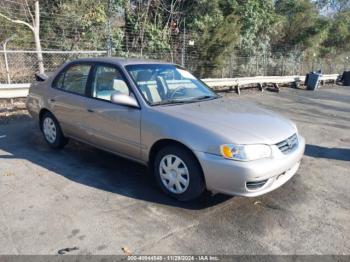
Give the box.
[70,57,175,67]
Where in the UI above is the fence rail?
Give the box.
[0,83,30,98]
[0,74,340,99]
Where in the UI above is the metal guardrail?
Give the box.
[0,74,340,99]
[0,50,108,54]
[202,74,339,87]
[0,83,31,98]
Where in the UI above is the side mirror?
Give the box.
[111,92,139,108]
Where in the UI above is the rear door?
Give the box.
[48,63,93,141]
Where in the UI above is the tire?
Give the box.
[40,112,68,149]
[153,145,205,201]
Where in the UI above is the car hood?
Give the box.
[156,97,297,145]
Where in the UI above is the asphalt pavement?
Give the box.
[0,85,349,255]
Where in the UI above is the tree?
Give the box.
[183,0,240,76]
[1,0,348,78]
[123,0,185,56]
[0,0,44,73]
[39,0,110,51]
[236,0,277,55]
[273,0,328,55]
[321,10,350,55]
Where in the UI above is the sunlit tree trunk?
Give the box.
[33,1,44,74]
[0,0,44,73]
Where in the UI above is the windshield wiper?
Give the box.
[152,99,190,106]
[190,95,217,101]
[152,95,217,106]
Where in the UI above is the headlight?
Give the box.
[220,144,272,161]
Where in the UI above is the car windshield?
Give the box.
[125,64,218,105]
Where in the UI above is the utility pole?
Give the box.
[107,0,113,57]
[181,18,186,67]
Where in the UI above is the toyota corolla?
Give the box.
[26,58,305,201]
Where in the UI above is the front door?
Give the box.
[83,64,141,160]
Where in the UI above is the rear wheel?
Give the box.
[40,112,68,149]
[153,145,205,201]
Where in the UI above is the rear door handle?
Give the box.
[49,98,55,102]
[87,109,94,113]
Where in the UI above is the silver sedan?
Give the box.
[26,58,305,201]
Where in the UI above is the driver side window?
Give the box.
[92,65,130,101]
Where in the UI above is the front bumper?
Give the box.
[194,136,305,197]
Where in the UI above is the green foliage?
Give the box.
[321,11,350,56]
[145,25,171,52]
[39,1,108,50]
[236,0,277,54]
[1,0,349,75]
[274,0,329,54]
[122,0,175,55]
[183,0,240,76]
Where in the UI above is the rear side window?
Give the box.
[53,64,91,95]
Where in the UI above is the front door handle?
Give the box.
[87,109,94,113]
[49,98,55,102]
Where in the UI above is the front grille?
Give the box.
[246,179,268,190]
[276,133,298,154]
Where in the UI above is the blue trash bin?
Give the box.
[341,71,350,86]
[306,72,322,90]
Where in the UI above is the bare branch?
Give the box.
[0,12,34,31]
[24,0,35,25]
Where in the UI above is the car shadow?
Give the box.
[305,144,350,161]
[0,121,232,210]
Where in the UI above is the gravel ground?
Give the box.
[0,84,349,255]
[0,98,29,124]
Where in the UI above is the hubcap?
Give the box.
[43,117,57,143]
[159,154,190,194]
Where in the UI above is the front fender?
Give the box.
[140,107,226,162]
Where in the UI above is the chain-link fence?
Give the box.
[0,49,201,84]
[0,50,107,84]
[0,49,349,84]
[194,53,350,78]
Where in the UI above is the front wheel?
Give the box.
[153,145,205,201]
[40,112,68,149]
